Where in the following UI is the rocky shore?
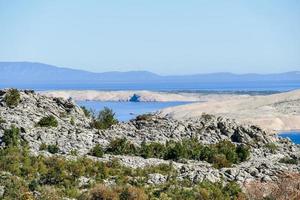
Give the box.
[0,89,300,199]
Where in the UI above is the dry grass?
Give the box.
[244,172,300,200]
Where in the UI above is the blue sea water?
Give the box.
[4,80,300,92]
[279,131,300,144]
[77,101,190,121]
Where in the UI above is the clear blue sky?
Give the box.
[0,0,299,75]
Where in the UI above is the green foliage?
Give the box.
[0,116,6,124]
[4,88,21,108]
[81,106,92,117]
[104,138,250,168]
[139,141,165,159]
[164,140,187,161]
[39,143,48,151]
[70,117,75,125]
[2,125,20,147]
[236,144,251,162]
[265,143,278,154]
[89,144,104,157]
[47,144,60,154]
[39,143,60,154]
[106,138,137,155]
[70,149,78,156]
[279,156,298,165]
[91,107,118,129]
[0,144,244,199]
[38,115,58,127]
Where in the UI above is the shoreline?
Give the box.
[40,89,300,133]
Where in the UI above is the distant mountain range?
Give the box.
[0,62,300,91]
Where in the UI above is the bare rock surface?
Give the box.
[160,89,300,132]
[0,90,299,186]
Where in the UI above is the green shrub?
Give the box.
[47,144,60,154]
[81,106,92,118]
[0,116,6,124]
[119,187,147,200]
[265,143,278,154]
[91,107,118,129]
[279,157,298,165]
[0,143,245,200]
[236,144,250,162]
[139,141,165,159]
[215,140,238,163]
[2,125,20,147]
[82,184,117,200]
[212,154,231,168]
[39,143,48,151]
[105,138,250,168]
[38,115,58,127]
[70,117,75,125]
[4,88,21,108]
[106,138,137,155]
[70,149,78,156]
[89,144,104,158]
[164,141,187,161]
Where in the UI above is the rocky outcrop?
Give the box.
[0,90,299,186]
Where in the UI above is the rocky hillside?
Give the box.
[0,89,300,199]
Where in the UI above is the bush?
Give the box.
[279,157,298,165]
[83,184,117,200]
[105,138,250,168]
[212,154,231,169]
[4,88,21,108]
[91,107,118,129]
[265,143,278,154]
[39,143,48,151]
[81,106,92,118]
[38,115,58,127]
[164,141,187,161]
[70,117,75,125]
[236,145,250,162]
[0,143,245,200]
[106,138,137,155]
[139,141,165,159]
[119,187,147,200]
[89,144,104,158]
[38,186,63,200]
[2,125,20,147]
[47,144,60,154]
[0,116,6,124]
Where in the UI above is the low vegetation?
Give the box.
[4,88,21,108]
[81,106,92,118]
[39,143,60,154]
[37,115,58,127]
[264,143,278,154]
[89,144,104,157]
[2,125,21,147]
[0,116,5,124]
[91,107,118,129]
[279,156,298,165]
[104,138,250,168]
[0,133,245,200]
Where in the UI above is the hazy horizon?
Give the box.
[1,1,299,75]
[0,61,300,76]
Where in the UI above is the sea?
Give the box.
[3,80,300,144]
[77,101,190,122]
[278,131,300,144]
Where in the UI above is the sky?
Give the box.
[0,0,299,75]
